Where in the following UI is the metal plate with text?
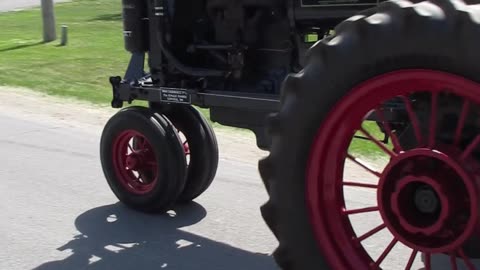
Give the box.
[160,88,191,104]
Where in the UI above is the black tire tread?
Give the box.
[160,105,219,202]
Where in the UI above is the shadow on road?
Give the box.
[33,202,277,270]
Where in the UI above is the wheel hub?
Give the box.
[378,148,479,253]
[126,154,142,170]
[391,175,449,236]
[414,185,439,214]
[111,130,158,195]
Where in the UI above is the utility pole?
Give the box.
[41,0,57,42]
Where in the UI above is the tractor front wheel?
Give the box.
[159,105,219,203]
[100,106,187,213]
[260,0,480,269]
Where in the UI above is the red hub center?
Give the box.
[126,154,140,170]
[111,130,158,195]
[378,148,479,253]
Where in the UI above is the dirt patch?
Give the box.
[0,86,268,164]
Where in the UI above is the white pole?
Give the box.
[41,0,57,42]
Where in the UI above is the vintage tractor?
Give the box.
[100,0,480,269]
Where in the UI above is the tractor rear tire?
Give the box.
[100,106,187,213]
[259,0,480,269]
[161,105,219,203]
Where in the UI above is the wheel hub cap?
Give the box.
[414,185,439,214]
[379,148,479,253]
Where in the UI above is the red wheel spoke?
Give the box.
[454,100,470,146]
[424,253,431,270]
[375,108,403,153]
[461,134,480,161]
[347,154,381,177]
[343,206,379,215]
[428,93,438,148]
[127,143,134,153]
[356,224,386,242]
[343,181,378,189]
[450,253,459,270]
[401,96,423,146]
[404,249,418,270]
[359,126,397,157]
[130,178,142,188]
[458,249,476,270]
[374,238,398,267]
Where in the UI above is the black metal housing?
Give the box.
[122,0,149,53]
[111,0,393,149]
[110,69,280,149]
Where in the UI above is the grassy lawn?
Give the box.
[0,0,388,159]
[0,0,128,104]
[349,122,393,162]
[0,0,220,127]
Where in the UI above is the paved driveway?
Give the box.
[0,0,70,13]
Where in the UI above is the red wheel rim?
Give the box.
[177,129,191,165]
[112,130,158,195]
[306,70,480,270]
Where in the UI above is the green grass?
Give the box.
[0,0,129,104]
[0,0,388,158]
[349,121,394,162]
[0,0,223,127]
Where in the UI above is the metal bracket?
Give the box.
[109,76,123,108]
[124,52,146,83]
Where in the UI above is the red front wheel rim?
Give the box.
[111,130,159,195]
[306,70,480,270]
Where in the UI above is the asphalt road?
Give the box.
[4,86,478,270]
[0,0,69,12]
[0,86,434,270]
[0,111,279,270]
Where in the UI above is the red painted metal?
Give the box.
[183,140,190,156]
[305,70,480,269]
[379,148,477,253]
[112,130,158,195]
